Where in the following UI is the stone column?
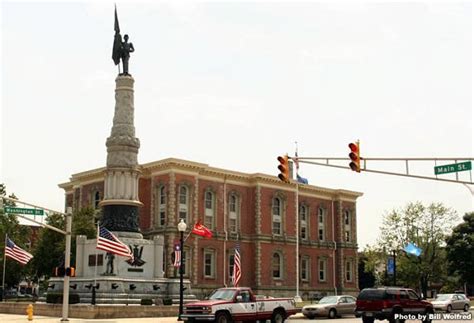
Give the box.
[100,75,143,237]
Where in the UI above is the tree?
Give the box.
[358,252,376,289]
[445,212,474,288]
[373,202,458,297]
[0,184,33,288]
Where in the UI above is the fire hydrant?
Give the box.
[26,303,33,321]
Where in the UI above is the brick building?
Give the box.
[59,157,362,298]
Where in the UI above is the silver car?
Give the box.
[430,294,470,312]
[302,295,357,319]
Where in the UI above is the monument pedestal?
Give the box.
[48,234,195,304]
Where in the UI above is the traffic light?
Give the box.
[65,267,76,277]
[277,155,290,183]
[348,141,361,172]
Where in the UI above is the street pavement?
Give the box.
[0,311,472,323]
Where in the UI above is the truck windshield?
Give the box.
[209,289,236,300]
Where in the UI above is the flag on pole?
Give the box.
[232,243,241,287]
[173,243,181,268]
[97,226,133,259]
[403,242,422,257]
[293,151,300,171]
[112,5,122,65]
[296,174,309,184]
[5,238,33,265]
[191,220,213,238]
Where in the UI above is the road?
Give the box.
[0,311,472,323]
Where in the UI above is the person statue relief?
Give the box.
[120,34,134,75]
[105,252,115,274]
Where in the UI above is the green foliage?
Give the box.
[0,184,33,288]
[31,213,65,279]
[358,252,376,289]
[162,297,173,305]
[446,212,474,286]
[370,202,459,296]
[46,292,80,304]
[141,298,153,305]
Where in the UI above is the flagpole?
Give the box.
[294,142,302,302]
[2,233,7,302]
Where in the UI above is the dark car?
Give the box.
[355,287,434,323]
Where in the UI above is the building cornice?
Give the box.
[58,157,363,200]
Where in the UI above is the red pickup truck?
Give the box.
[182,287,298,323]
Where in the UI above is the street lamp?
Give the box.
[177,219,187,321]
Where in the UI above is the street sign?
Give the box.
[387,257,395,275]
[3,206,44,216]
[434,161,472,175]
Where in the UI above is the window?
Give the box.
[204,191,215,229]
[344,210,351,242]
[158,186,166,226]
[204,250,215,278]
[272,252,282,279]
[178,186,189,222]
[319,258,327,282]
[301,257,310,281]
[228,254,235,283]
[345,260,353,282]
[92,191,101,209]
[229,194,238,233]
[318,207,325,241]
[300,205,308,240]
[272,198,282,235]
[408,290,420,300]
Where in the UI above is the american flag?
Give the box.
[173,243,181,268]
[232,243,241,287]
[5,238,33,265]
[96,226,133,259]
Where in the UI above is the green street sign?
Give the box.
[3,206,44,216]
[434,161,472,175]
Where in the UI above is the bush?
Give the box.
[141,298,153,305]
[46,292,80,304]
[162,298,173,305]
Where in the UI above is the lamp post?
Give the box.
[177,219,187,321]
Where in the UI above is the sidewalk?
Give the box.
[0,314,180,322]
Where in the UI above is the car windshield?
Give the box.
[435,295,452,301]
[319,296,338,304]
[209,289,236,300]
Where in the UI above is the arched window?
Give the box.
[272,198,282,235]
[204,191,215,229]
[299,204,308,240]
[228,194,239,233]
[178,186,189,222]
[272,252,283,279]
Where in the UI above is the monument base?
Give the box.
[47,277,195,305]
[45,234,196,304]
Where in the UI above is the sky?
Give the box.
[1,1,472,249]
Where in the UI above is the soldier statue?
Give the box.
[112,7,135,75]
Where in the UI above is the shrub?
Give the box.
[162,298,173,305]
[46,292,80,304]
[141,298,153,305]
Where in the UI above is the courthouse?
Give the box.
[59,157,362,298]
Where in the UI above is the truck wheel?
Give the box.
[271,309,286,323]
[215,312,232,323]
[328,309,337,319]
[362,316,374,323]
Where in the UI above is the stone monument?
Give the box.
[47,8,194,305]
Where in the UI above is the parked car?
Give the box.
[430,294,470,313]
[302,295,357,319]
[355,287,434,323]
